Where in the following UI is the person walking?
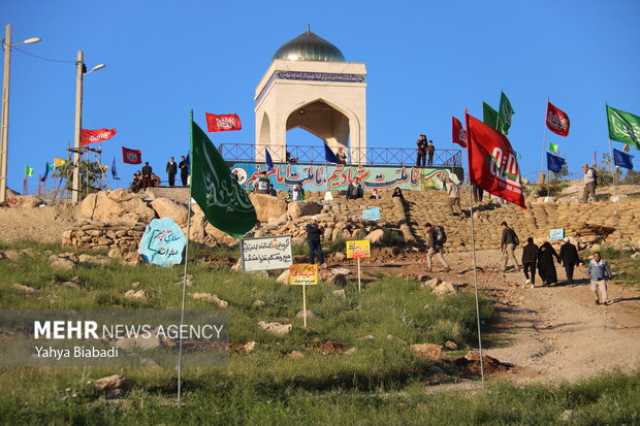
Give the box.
[141,162,153,189]
[500,221,521,272]
[426,139,435,165]
[346,178,364,199]
[445,176,462,215]
[559,237,582,284]
[586,250,611,305]
[521,237,539,288]
[416,134,427,167]
[424,223,450,272]
[537,241,560,286]
[166,157,177,187]
[581,163,597,203]
[179,156,189,187]
[305,219,325,265]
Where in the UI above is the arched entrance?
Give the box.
[285,99,350,162]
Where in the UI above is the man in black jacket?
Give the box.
[305,220,325,265]
[178,156,189,186]
[521,237,539,288]
[559,237,582,284]
[166,157,177,187]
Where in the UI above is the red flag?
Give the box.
[122,147,142,164]
[205,113,242,132]
[452,116,467,148]
[466,113,525,208]
[80,128,117,145]
[546,102,570,136]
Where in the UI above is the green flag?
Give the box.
[497,92,515,135]
[607,105,640,150]
[190,118,257,237]
[24,165,33,177]
[483,102,498,129]
[549,143,559,153]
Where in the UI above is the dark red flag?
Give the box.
[452,116,467,148]
[80,128,117,145]
[122,147,142,164]
[546,102,570,136]
[205,113,242,132]
[466,113,525,208]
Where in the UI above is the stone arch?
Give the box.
[284,98,356,160]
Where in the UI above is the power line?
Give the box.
[10,45,75,64]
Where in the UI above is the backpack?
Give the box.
[433,226,447,246]
[509,228,520,246]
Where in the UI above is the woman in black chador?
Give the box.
[538,242,560,286]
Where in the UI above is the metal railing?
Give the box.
[218,143,463,167]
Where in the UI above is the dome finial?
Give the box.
[306,24,311,33]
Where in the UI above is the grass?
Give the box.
[0,241,638,424]
[590,245,640,289]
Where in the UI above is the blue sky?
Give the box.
[2,0,639,191]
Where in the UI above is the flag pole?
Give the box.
[542,97,549,189]
[464,112,485,387]
[605,104,617,194]
[177,110,195,405]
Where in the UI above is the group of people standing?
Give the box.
[416,134,435,167]
[165,156,190,187]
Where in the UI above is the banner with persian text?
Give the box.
[228,163,460,193]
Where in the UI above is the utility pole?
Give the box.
[0,24,12,203]
[71,50,84,204]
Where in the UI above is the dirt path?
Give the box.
[361,249,640,384]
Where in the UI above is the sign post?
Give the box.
[345,240,371,292]
[240,235,293,272]
[288,263,319,328]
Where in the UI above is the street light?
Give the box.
[0,24,42,204]
[71,50,105,204]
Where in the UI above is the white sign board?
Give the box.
[241,235,293,272]
[549,228,565,241]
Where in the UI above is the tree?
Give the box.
[52,159,107,199]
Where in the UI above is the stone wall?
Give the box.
[62,221,145,262]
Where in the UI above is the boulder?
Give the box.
[191,292,229,309]
[365,229,385,244]
[11,195,43,208]
[79,190,155,225]
[258,321,292,336]
[249,193,287,223]
[12,283,38,294]
[276,269,289,284]
[204,223,237,246]
[410,343,444,360]
[296,309,316,319]
[150,197,188,225]
[333,252,346,262]
[49,256,75,271]
[94,374,130,397]
[287,201,323,220]
[124,289,147,301]
[433,281,457,296]
[288,350,304,359]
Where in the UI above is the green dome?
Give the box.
[273,31,346,62]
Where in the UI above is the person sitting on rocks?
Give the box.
[129,171,143,192]
[369,188,382,200]
[392,186,404,199]
[254,171,271,194]
[346,178,363,199]
[424,223,450,272]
